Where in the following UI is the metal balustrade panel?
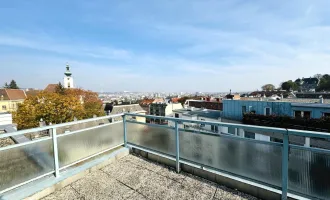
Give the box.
[179,129,283,188]
[288,148,330,199]
[127,123,176,156]
[57,123,124,168]
[0,139,54,192]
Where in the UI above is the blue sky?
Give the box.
[1,0,330,92]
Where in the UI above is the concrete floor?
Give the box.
[41,154,258,200]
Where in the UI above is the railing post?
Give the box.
[175,120,180,173]
[281,130,289,200]
[123,115,127,147]
[51,128,60,177]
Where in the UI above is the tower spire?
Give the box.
[64,63,74,88]
[64,63,72,76]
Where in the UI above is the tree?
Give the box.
[13,88,105,130]
[4,82,9,88]
[65,88,105,118]
[13,92,85,130]
[314,74,323,80]
[316,74,330,92]
[55,82,66,95]
[178,96,190,106]
[281,80,298,91]
[261,84,275,91]
[9,80,19,89]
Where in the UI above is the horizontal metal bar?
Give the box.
[126,120,175,130]
[59,143,124,171]
[288,129,330,139]
[127,142,176,161]
[0,171,55,195]
[125,113,288,134]
[218,132,283,147]
[0,136,52,152]
[289,144,330,154]
[0,113,125,139]
[56,121,123,138]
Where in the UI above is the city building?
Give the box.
[64,64,74,89]
[169,107,222,133]
[105,104,146,123]
[139,99,155,114]
[295,77,320,92]
[0,89,27,112]
[296,92,330,99]
[149,100,183,124]
[184,98,223,110]
[0,112,12,126]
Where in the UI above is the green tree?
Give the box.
[9,80,19,89]
[261,84,275,91]
[316,74,330,92]
[55,82,66,95]
[3,82,9,88]
[281,80,298,91]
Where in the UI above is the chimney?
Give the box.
[39,118,46,127]
[320,96,324,104]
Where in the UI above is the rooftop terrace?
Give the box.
[1,113,330,199]
[41,154,257,200]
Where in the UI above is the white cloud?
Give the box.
[1,0,330,92]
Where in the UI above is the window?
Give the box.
[200,119,205,127]
[294,111,302,118]
[2,105,6,110]
[303,111,311,119]
[245,131,255,139]
[175,113,179,118]
[265,107,272,116]
[242,106,247,114]
[294,111,311,119]
[324,113,330,118]
[211,125,219,133]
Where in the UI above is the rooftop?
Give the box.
[44,84,58,93]
[174,108,221,119]
[0,89,27,100]
[41,154,256,200]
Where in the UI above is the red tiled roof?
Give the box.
[26,90,41,97]
[44,84,58,93]
[0,89,27,100]
[171,98,179,103]
[140,99,155,106]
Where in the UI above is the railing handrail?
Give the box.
[2,112,330,140]
[0,113,124,139]
[126,113,330,139]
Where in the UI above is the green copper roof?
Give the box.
[64,64,72,76]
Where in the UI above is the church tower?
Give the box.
[64,64,74,89]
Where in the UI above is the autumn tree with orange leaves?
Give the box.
[13,87,104,130]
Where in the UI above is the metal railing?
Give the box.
[1,112,330,199]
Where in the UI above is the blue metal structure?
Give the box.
[222,100,292,120]
[1,112,330,199]
[222,100,330,121]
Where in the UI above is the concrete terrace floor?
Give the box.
[41,154,258,200]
